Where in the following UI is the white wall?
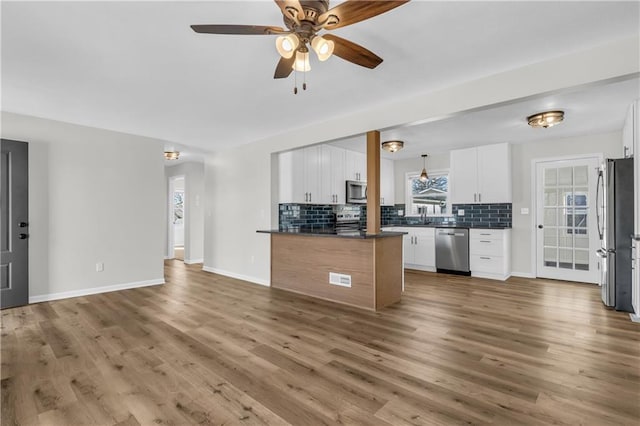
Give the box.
[1,112,166,301]
[511,131,621,276]
[165,162,205,263]
[202,37,639,286]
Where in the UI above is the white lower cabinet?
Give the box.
[470,229,511,281]
[394,227,435,271]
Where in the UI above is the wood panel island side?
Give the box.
[257,229,406,311]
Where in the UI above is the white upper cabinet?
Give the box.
[380,158,395,206]
[623,102,635,158]
[345,150,367,182]
[320,145,346,204]
[450,143,512,204]
[279,146,321,204]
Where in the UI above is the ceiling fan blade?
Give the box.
[190,24,287,35]
[318,0,409,30]
[274,0,305,23]
[323,34,383,69]
[274,55,296,79]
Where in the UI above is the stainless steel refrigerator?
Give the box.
[596,157,634,312]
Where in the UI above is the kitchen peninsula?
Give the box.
[260,130,406,311]
[257,228,405,311]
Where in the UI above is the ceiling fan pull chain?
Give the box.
[294,68,298,94]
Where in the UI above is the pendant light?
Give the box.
[419,154,429,182]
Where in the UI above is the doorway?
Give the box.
[1,139,29,309]
[535,156,601,283]
[168,175,185,261]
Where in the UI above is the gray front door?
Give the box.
[1,139,29,309]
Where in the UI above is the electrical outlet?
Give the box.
[458,209,465,216]
[96,262,104,272]
[397,209,404,216]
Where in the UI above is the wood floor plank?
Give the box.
[1,261,639,425]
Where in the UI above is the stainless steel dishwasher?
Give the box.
[435,227,470,275]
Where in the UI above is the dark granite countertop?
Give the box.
[257,227,407,239]
[382,224,511,230]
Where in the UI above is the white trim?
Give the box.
[29,278,165,304]
[630,313,640,323]
[202,266,270,287]
[511,271,536,278]
[164,256,171,260]
[184,258,204,265]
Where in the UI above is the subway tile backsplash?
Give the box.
[451,203,512,228]
[279,203,512,229]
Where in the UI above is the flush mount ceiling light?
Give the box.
[420,154,429,182]
[527,110,565,128]
[164,151,180,160]
[381,140,404,153]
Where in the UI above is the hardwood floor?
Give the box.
[2,261,639,425]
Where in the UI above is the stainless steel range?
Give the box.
[335,205,361,233]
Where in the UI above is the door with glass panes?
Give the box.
[536,157,600,283]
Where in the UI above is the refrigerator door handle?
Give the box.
[596,169,603,240]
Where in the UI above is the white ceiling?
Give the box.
[2,1,639,159]
[331,76,640,159]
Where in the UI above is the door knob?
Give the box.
[538,225,543,229]
[19,233,29,239]
[18,222,28,228]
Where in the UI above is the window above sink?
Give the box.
[405,169,451,218]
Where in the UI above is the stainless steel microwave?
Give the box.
[346,180,367,204]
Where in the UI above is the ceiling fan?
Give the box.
[191,0,409,91]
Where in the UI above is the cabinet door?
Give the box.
[279,150,307,203]
[329,146,346,204]
[303,146,321,204]
[477,143,511,203]
[413,229,435,268]
[396,228,414,265]
[345,150,366,181]
[450,147,478,204]
[380,158,395,205]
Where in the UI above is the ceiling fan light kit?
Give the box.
[381,140,404,153]
[310,35,335,61]
[276,33,299,58]
[164,151,180,160]
[191,0,410,94]
[527,110,565,128]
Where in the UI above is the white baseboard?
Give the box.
[164,256,171,260]
[511,271,536,278]
[202,266,270,287]
[184,258,204,265]
[630,313,640,323]
[29,278,165,304]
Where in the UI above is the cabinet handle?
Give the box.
[480,240,491,243]
[624,146,630,158]
[474,193,477,202]
[480,233,491,236]
[309,193,312,203]
[479,193,482,203]
[480,256,491,260]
